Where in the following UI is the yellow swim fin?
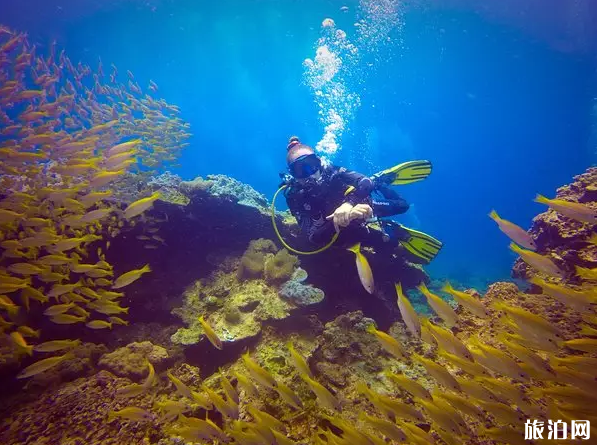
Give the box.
[372,160,432,186]
[398,226,443,264]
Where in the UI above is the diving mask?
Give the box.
[288,154,322,179]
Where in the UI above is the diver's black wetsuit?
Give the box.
[284,164,409,250]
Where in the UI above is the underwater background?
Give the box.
[2,0,595,285]
[1,1,597,445]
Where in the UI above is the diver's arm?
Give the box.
[376,185,410,215]
[336,168,374,205]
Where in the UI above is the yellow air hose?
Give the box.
[271,184,338,255]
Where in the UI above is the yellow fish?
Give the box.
[417,282,458,327]
[10,331,33,355]
[17,352,74,379]
[488,209,536,250]
[167,371,194,399]
[112,264,151,289]
[366,324,405,359]
[469,340,530,381]
[233,371,259,398]
[575,265,597,281]
[107,407,153,422]
[529,275,595,310]
[301,374,341,411]
[123,191,161,220]
[426,322,473,361]
[202,384,238,419]
[346,242,374,294]
[384,370,432,401]
[219,369,239,404]
[49,314,86,324]
[116,383,145,398]
[7,262,44,275]
[395,282,420,337]
[275,381,303,409]
[33,339,81,353]
[44,302,75,316]
[198,315,222,350]
[108,316,129,326]
[413,354,461,392]
[86,320,112,329]
[563,338,597,353]
[534,194,597,224]
[509,242,563,278]
[438,350,490,377]
[359,412,407,442]
[287,341,313,378]
[242,352,277,388]
[442,282,487,318]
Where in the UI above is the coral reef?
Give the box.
[513,167,597,280]
[279,268,325,306]
[264,248,300,285]
[171,270,295,345]
[237,238,279,280]
[98,341,170,379]
[148,171,190,206]
[181,174,269,211]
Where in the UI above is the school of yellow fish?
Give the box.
[2,23,597,445]
[0,27,188,377]
[101,198,597,445]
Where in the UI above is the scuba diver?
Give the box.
[276,136,442,265]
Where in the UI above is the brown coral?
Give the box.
[98,341,170,379]
[264,249,299,285]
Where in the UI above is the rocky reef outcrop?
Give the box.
[513,167,597,280]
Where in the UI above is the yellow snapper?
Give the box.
[509,242,564,277]
[123,191,161,220]
[488,209,537,250]
[394,282,420,337]
[346,242,374,294]
[17,352,74,378]
[417,282,458,327]
[198,315,222,350]
[107,407,153,422]
[534,194,597,224]
[112,264,151,289]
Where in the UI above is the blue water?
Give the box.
[2,0,595,285]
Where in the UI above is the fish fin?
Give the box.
[442,281,453,293]
[534,194,549,204]
[346,242,361,254]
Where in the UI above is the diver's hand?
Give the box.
[350,204,373,221]
[326,202,354,233]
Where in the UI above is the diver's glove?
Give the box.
[349,203,373,222]
[326,202,354,232]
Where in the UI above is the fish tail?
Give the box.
[416,281,429,294]
[394,282,403,297]
[107,411,116,422]
[346,242,361,254]
[534,194,549,204]
[575,266,593,280]
[508,242,522,253]
[488,209,499,221]
[142,264,152,273]
[442,281,454,293]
